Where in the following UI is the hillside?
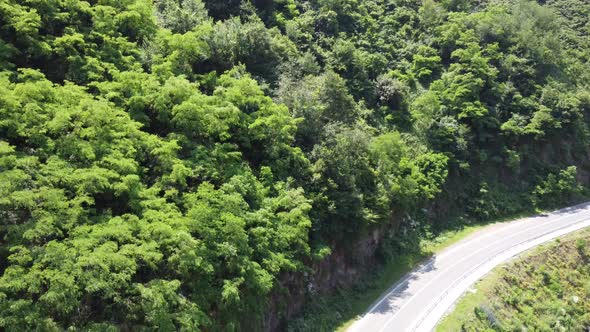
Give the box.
[438,228,590,331]
[0,0,589,330]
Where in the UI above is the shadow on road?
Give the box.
[550,201,590,216]
[364,258,438,316]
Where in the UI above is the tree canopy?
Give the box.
[0,0,588,330]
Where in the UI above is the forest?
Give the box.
[0,0,588,330]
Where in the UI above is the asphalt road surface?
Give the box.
[348,202,590,332]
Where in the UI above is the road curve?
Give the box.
[348,202,590,332]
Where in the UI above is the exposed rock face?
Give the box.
[263,221,395,331]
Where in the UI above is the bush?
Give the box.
[532,166,583,208]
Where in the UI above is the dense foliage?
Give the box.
[0,0,588,330]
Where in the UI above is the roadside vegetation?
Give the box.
[438,228,590,331]
[0,0,589,330]
[287,207,557,331]
[288,218,496,331]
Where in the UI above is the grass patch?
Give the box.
[435,273,500,331]
[437,227,590,331]
[422,211,534,254]
[421,223,488,254]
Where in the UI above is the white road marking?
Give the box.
[347,202,590,332]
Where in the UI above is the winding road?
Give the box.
[347,202,590,332]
